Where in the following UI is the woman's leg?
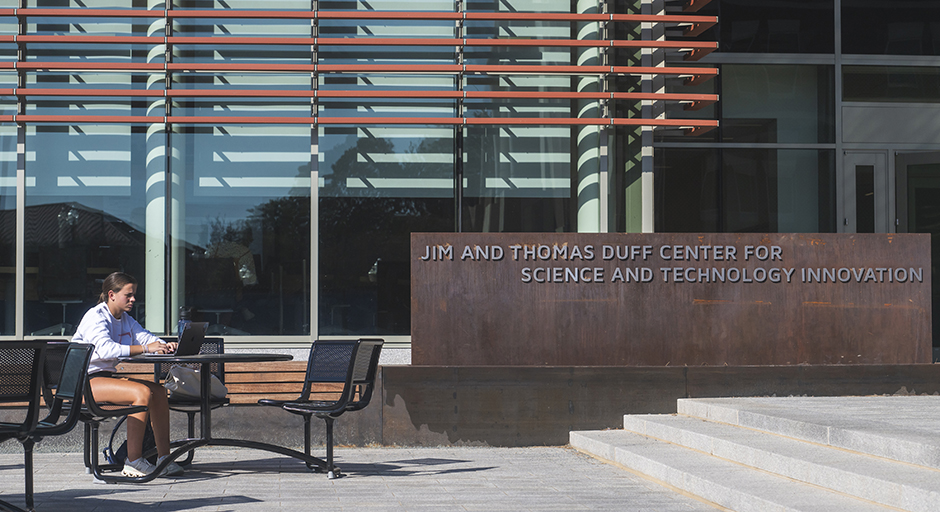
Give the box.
[89,377,172,460]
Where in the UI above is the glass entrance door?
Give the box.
[896,151,940,353]
[843,152,891,233]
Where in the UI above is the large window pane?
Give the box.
[172,125,311,336]
[25,124,156,336]
[655,148,720,233]
[706,0,834,54]
[843,0,940,56]
[463,125,572,233]
[722,65,835,144]
[656,149,836,233]
[723,149,835,233]
[319,125,454,336]
[844,66,940,103]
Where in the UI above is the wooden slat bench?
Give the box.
[1,360,343,408]
[114,361,341,404]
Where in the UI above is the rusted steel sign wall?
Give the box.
[411,233,932,366]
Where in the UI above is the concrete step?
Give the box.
[677,396,940,470]
[622,413,940,512]
[570,429,894,512]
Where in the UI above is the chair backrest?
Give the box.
[298,339,358,404]
[37,343,93,436]
[302,339,357,387]
[0,341,47,436]
[347,338,383,412]
[39,340,71,407]
[154,337,225,384]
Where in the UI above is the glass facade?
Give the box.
[2,0,938,347]
[843,66,940,103]
[843,0,940,56]
[656,148,835,233]
[0,1,717,341]
[696,0,835,54]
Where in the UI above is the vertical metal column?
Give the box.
[146,0,168,333]
[640,0,665,233]
[834,0,845,233]
[455,0,465,232]
[14,0,24,339]
[165,3,185,334]
[576,0,602,233]
[310,0,319,339]
[599,0,610,232]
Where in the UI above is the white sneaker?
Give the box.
[157,456,185,477]
[122,457,157,477]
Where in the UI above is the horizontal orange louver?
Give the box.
[0,3,717,134]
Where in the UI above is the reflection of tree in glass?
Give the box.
[247,196,311,266]
[324,136,395,198]
[205,218,258,286]
[318,134,453,334]
[190,197,311,335]
[323,134,454,199]
[320,134,453,252]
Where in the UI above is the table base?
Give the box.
[90,437,332,484]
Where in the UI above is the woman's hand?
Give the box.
[145,341,174,354]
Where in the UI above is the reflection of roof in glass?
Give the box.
[0,202,146,247]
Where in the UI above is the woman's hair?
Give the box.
[98,272,137,304]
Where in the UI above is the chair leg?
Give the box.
[23,438,35,512]
[303,414,311,457]
[86,421,119,481]
[303,413,314,471]
[83,423,92,471]
[89,423,101,475]
[324,417,336,479]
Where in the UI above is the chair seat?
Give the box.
[257,398,290,407]
[280,400,345,415]
[0,422,32,433]
[168,397,230,410]
[81,402,147,420]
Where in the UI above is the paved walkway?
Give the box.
[0,446,719,511]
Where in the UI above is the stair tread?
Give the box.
[623,413,940,511]
[677,397,940,470]
[571,429,894,512]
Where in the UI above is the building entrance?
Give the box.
[897,152,940,350]
[843,151,891,233]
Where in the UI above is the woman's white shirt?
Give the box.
[72,302,162,373]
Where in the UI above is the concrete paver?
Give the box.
[0,446,720,511]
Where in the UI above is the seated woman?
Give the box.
[72,271,184,478]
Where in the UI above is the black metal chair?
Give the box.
[3,341,91,511]
[0,341,48,512]
[153,336,227,465]
[258,338,383,479]
[80,371,148,482]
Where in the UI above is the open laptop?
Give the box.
[140,321,208,357]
